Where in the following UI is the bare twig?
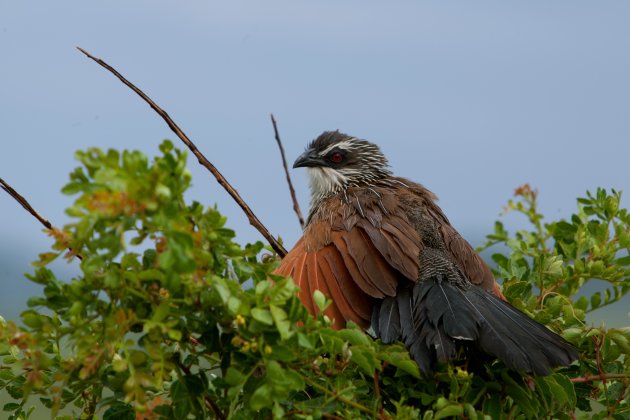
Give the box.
[270,114,305,229]
[322,414,345,420]
[203,397,226,420]
[174,358,226,420]
[1,177,53,230]
[373,369,388,420]
[77,47,287,258]
[0,177,82,260]
[302,375,373,416]
[570,334,630,384]
[570,373,629,383]
[594,335,605,382]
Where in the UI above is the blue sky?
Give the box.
[1,1,629,324]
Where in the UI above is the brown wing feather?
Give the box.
[320,246,373,321]
[306,253,347,328]
[331,232,387,298]
[316,248,370,328]
[358,218,420,280]
[274,236,375,327]
[298,251,317,315]
[439,222,496,292]
[275,187,423,327]
[341,228,399,296]
[275,238,317,315]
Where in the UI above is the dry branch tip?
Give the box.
[77,47,287,257]
[270,113,305,229]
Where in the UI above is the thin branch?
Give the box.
[77,47,287,258]
[570,373,629,383]
[591,333,614,412]
[175,358,226,420]
[1,177,53,230]
[0,177,82,260]
[270,114,305,229]
[594,335,605,382]
[203,397,226,420]
[322,414,345,420]
[302,375,373,415]
[373,368,388,420]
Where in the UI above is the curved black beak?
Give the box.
[293,150,325,168]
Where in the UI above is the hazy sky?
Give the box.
[1,1,629,324]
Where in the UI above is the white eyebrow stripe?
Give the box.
[320,139,357,155]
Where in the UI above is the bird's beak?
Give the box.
[293,150,325,168]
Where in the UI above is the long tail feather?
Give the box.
[372,277,578,375]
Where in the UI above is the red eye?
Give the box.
[330,152,343,163]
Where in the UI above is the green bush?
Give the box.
[0,142,628,419]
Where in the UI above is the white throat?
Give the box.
[307,167,348,204]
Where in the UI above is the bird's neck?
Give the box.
[307,167,349,207]
[306,167,398,224]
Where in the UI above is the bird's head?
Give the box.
[294,131,392,202]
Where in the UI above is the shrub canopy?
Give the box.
[0,142,629,419]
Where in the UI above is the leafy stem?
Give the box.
[302,374,374,415]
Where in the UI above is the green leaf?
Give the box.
[152,302,170,323]
[137,269,165,281]
[350,346,379,374]
[313,290,328,312]
[501,371,537,418]
[3,403,20,412]
[251,308,274,325]
[266,360,304,392]
[337,328,370,346]
[504,280,532,300]
[270,304,292,339]
[224,367,247,386]
[554,374,576,407]
[33,252,60,267]
[183,375,204,396]
[61,182,83,195]
[0,369,14,380]
[463,403,478,420]
[159,140,174,154]
[21,310,43,329]
[269,278,298,306]
[608,329,630,353]
[434,404,463,419]
[168,328,182,341]
[267,344,297,362]
[297,332,314,349]
[562,327,582,342]
[615,255,630,266]
[380,349,420,378]
[249,383,272,410]
[544,376,569,407]
[103,402,135,420]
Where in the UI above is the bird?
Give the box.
[274,131,578,375]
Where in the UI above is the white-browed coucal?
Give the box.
[275,131,577,375]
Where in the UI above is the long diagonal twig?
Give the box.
[77,47,287,258]
[0,177,82,260]
[1,177,53,230]
[270,114,305,229]
[570,373,629,383]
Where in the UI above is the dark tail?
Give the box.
[371,276,578,375]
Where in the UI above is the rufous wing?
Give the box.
[274,236,373,329]
[274,188,422,328]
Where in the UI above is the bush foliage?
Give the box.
[0,142,629,419]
